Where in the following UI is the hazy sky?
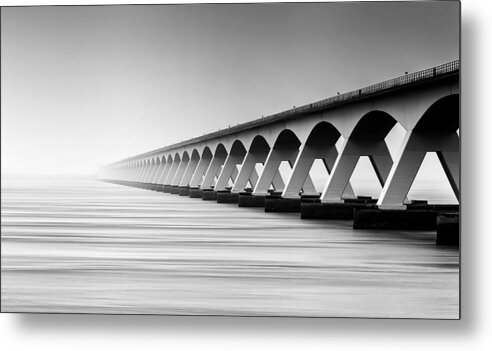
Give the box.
[1,2,459,177]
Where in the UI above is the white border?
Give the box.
[1,1,491,350]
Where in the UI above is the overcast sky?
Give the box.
[1,2,459,178]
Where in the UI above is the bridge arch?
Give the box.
[283,121,348,198]
[171,150,191,186]
[163,152,182,185]
[148,156,162,184]
[189,146,213,187]
[179,149,201,187]
[378,94,459,209]
[143,158,157,183]
[232,135,271,192]
[137,159,148,182]
[201,143,228,189]
[214,140,248,191]
[321,111,399,202]
[414,94,459,134]
[156,154,173,185]
[254,129,317,195]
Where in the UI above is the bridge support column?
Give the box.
[129,165,141,185]
[282,144,338,198]
[163,157,181,193]
[253,148,298,195]
[321,139,392,203]
[214,154,245,191]
[145,161,158,186]
[216,167,241,203]
[232,147,269,192]
[189,153,212,188]
[178,153,200,196]
[136,163,149,185]
[437,148,460,198]
[150,161,164,189]
[248,168,259,189]
[353,131,459,231]
[201,151,228,190]
[171,154,190,193]
[300,139,391,219]
[155,159,172,191]
[377,131,459,209]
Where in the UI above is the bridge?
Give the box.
[99,60,460,244]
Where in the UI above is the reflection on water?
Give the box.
[1,177,459,318]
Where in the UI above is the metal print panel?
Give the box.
[1,2,460,318]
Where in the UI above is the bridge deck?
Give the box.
[118,60,459,163]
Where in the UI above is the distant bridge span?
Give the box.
[100,60,459,211]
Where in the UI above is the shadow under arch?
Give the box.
[305,121,341,146]
[273,129,301,150]
[350,110,397,140]
[249,134,271,153]
[378,94,460,209]
[414,94,459,134]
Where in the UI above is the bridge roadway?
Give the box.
[99,60,460,243]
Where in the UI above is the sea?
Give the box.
[1,177,459,318]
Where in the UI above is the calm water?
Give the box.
[1,177,459,318]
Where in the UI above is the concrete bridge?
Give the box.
[99,60,459,243]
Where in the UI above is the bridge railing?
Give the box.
[274,60,459,119]
[112,60,459,164]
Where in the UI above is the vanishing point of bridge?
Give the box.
[99,61,460,245]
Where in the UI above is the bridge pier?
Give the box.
[353,203,459,231]
[178,186,191,196]
[238,192,266,207]
[189,187,203,198]
[301,197,377,219]
[264,195,301,213]
[202,188,217,200]
[216,190,240,203]
[436,212,459,246]
[170,185,180,194]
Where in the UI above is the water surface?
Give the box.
[1,177,459,318]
